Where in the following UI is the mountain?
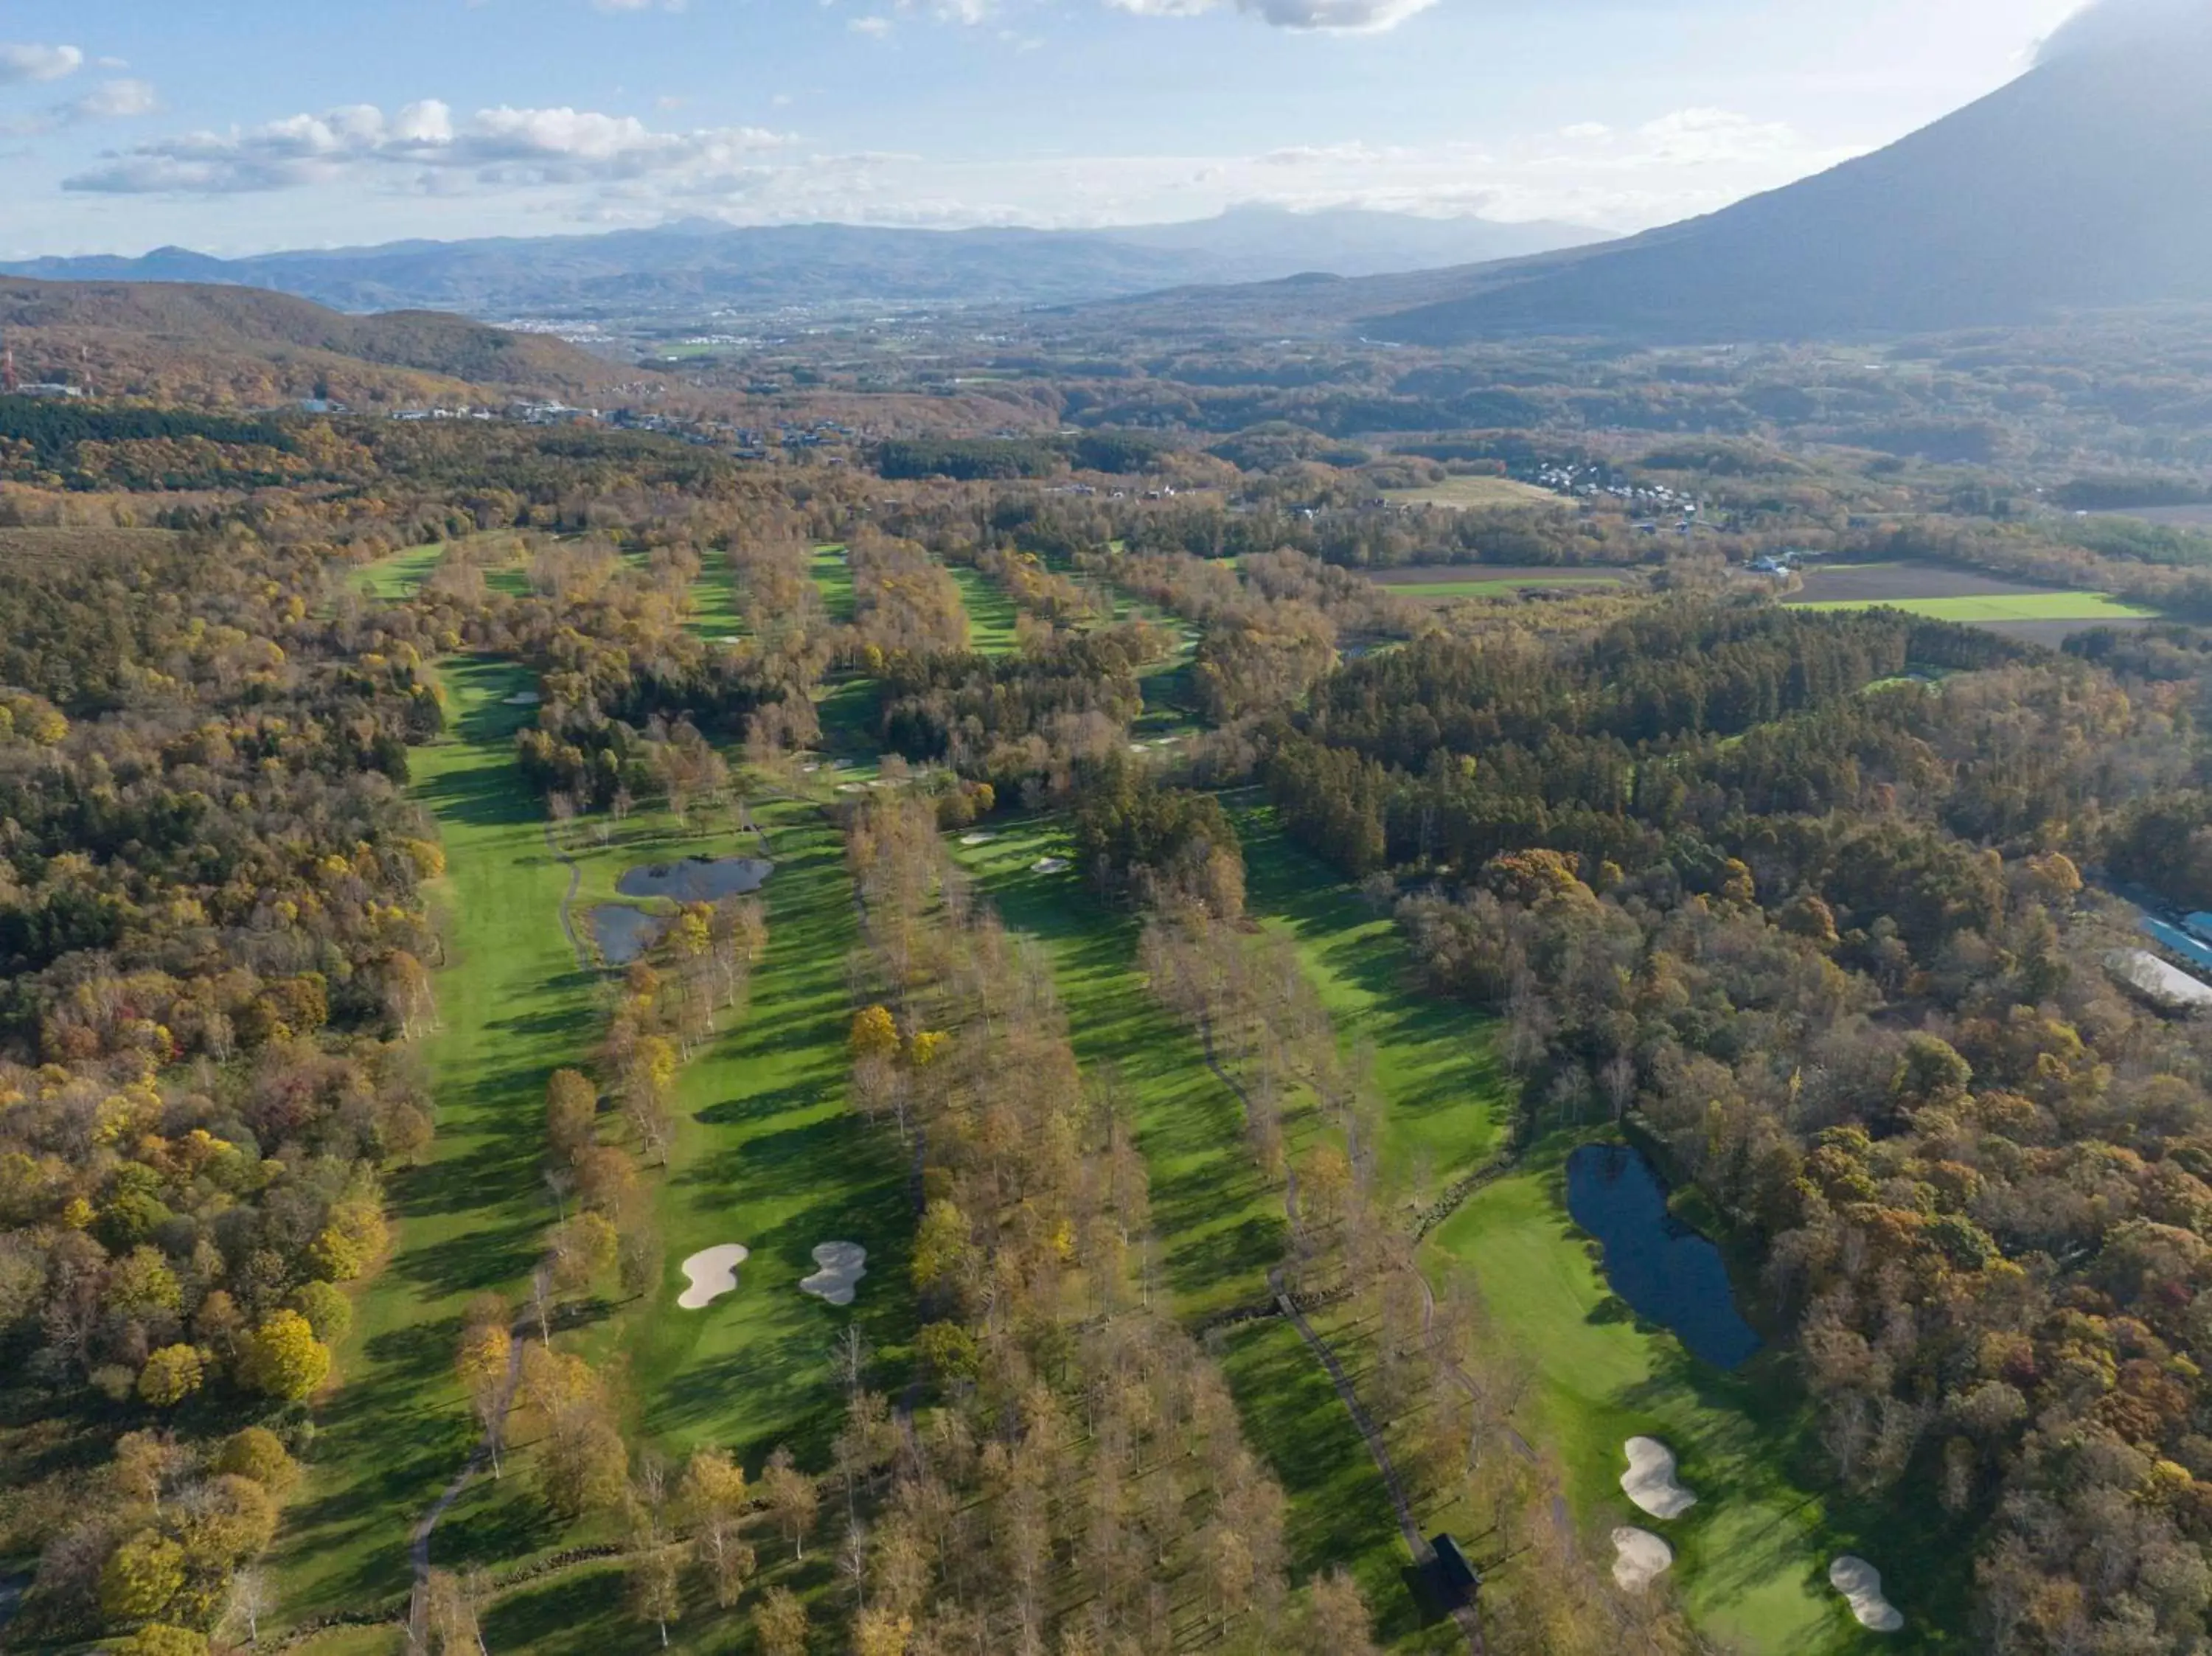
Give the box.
[0,278,622,406]
[1356,0,2212,344]
[0,209,1607,324]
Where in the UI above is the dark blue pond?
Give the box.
[1566,1143,1761,1371]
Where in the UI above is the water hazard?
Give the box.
[616,855,773,903]
[1566,1143,1761,1371]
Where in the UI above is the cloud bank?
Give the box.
[64,102,792,195]
[0,43,84,85]
[1105,0,1436,29]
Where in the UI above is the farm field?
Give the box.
[1380,476,1561,511]
[0,524,178,566]
[1372,566,1632,601]
[1779,560,2162,641]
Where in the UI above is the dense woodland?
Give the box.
[16,307,2212,1655]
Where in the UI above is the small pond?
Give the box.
[1566,1143,1761,1371]
[616,855,773,904]
[591,904,664,966]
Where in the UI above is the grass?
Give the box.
[1425,1138,1969,1654]
[948,565,1022,658]
[687,557,746,642]
[1236,805,1503,1208]
[1790,593,2159,622]
[1381,476,1558,512]
[566,795,916,1473]
[810,544,855,624]
[1385,575,1624,601]
[355,542,448,601]
[948,820,1286,1323]
[272,657,597,1621]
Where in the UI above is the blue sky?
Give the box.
[0,0,2090,257]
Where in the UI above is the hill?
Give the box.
[0,278,622,406]
[0,209,1607,324]
[1355,0,2212,344]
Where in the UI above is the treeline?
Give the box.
[840,794,1367,1653]
[0,512,448,1646]
[1265,596,2212,1652]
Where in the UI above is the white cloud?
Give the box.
[64,79,159,122]
[1105,0,1436,30]
[64,101,793,195]
[2037,0,2212,60]
[0,43,84,85]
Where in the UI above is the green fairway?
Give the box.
[1790,592,2157,622]
[1425,1141,1965,1653]
[948,564,1022,657]
[273,657,596,1621]
[1237,806,1505,1208]
[574,796,916,1471]
[810,543,855,623]
[355,541,448,600]
[949,820,1287,1322]
[687,556,745,641]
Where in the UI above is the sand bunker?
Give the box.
[1621,1438,1697,1519]
[1611,1528,1673,1593]
[838,783,867,794]
[616,856,773,903]
[591,904,664,966]
[1829,1557,1903,1633]
[1032,857,1071,874]
[959,832,997,846]
[800,1242,869,1307]
[502,690,542,706]
[678,1244,751,1310]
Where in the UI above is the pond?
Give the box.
[1566,1143,1761,1371]
[616,855,773,904]
[590,904,664,966]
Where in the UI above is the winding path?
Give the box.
[545,822,588,971]
[407,1322,528,1648]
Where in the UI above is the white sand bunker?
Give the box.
[1032,857,1071,874]
[1611,1528,1673,1593]
[502,690,542,706]
[677,1245,751,1310]
[1621,1438,1697,1519]
[837,783,868,795]
[1829,1557,1904,1633]
[801,1242,869,1307]
[959,832,997,846]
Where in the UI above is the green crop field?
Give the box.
[1791,592,2157,622]
[1387,575,1624,600]
[1380,476,1559,512]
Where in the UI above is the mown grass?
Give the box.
[355,542,448,601]
[1791,593,2157,622]
[1380,476,1558,511]
[948,565,1022,658]
[687,557,745,641]
[810,543,855,623]
[948,820,1284,1322]
[1389,575,1626,601]
[1425,1136,1968,1654]
[272,657,596,1622]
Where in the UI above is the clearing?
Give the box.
[1381,476,1561,512]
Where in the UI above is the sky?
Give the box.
[0,0,2098,259]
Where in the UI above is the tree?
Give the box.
[136,1345,204,1408]
[627,1542,683,1649]
[754,1587,810,1656]
[456,1320,514,1477]
[100,1531,186,1625]
[546,1068,598,1166]
[855,1607,914,1656]
[224,1567,274,1648]
[240,1310,330,1400]
[761,1449,819,1560]
[214,1427,297,1493]
[850,1004,900,1062]
[117,1627,208,1656]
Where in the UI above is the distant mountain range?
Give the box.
[1343,0,2212,344]
[0,207,1607,324]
